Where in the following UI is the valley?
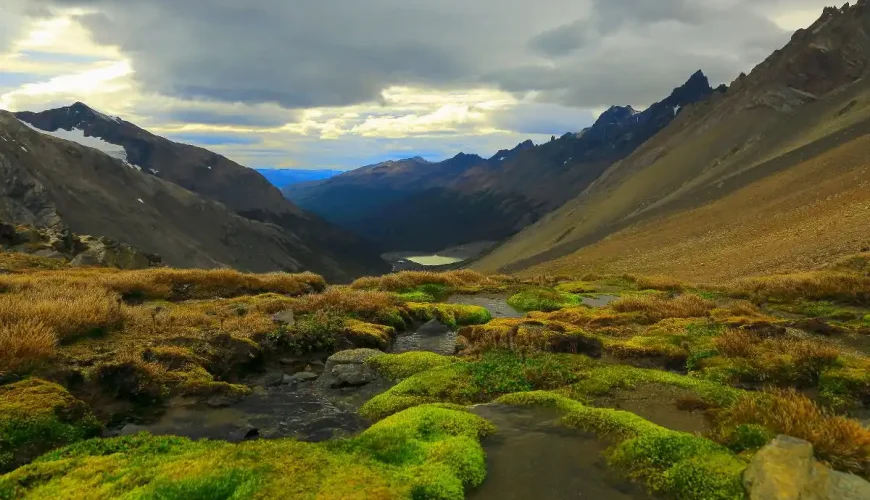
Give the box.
[5,1,870,499]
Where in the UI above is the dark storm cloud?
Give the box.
[27,0,834,110]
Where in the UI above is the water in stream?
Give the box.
[468,404,651,500]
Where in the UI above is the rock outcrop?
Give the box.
[744,435,870,500]
[0,222,160,269]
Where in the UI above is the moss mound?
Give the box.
[497,392,747,500]
[0,379,101,472]
[0,405,492,499]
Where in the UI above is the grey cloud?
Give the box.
[29,0,834,112]
[160,108,297,128]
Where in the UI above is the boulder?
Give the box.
[317,349,385,389]
[417,319,450,336]
[744,435,870,500]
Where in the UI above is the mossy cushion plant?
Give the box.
[507,288,582,312]
[405,303,492,329]
[0,379,101,473]
[496,392,748,500]
[0,405,492,500]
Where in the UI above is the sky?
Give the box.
[0,0,834,171]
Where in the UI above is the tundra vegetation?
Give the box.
[2,250,870,498]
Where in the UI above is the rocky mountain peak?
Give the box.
[666,70,713,106]
[593,105,639,127]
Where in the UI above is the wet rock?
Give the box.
[272,309,296,326]
[206,392,246,408]
[417,319,450,336]
[744,435,870,500]
[228,426,260,442]
[791,318,847,336]
[257,370,285,387]
[282,372,319,385]
[318,349,385,389]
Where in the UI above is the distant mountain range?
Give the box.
[255,168,343,189]
[285,70,716,252]
[6,103,389,281]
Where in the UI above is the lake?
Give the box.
[404,255,464,266]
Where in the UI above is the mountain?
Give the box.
[286,72,714,252]
[474,3,870,282]
[255,168,343,189]
[6,106,389,281]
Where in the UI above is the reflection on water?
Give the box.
[469,404,651,500]
[405,255,464,266]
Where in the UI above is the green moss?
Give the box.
[723,424,774,453]
[397,290,437,303]
[818,365,870,409]
[1,405,491,500]
[770,300,857,320]
[507,289,582,312]
[496,391,747,500]
[0,379,101,472]
[362,351,741,421]
[555,281,596,294]
[366,352,454,380]
[406,303,492,329]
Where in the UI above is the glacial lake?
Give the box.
[404,255,464,266]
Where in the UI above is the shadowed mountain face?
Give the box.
[474,2,870,279]
[286,72,714,253]
[6,107,389,281]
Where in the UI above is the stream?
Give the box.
[468,404,651,500]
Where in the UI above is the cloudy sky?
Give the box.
[0,0,833,170]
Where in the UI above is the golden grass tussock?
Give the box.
[460,318,599,356]
[712,329,841,383]
[292,286,405,326]
[350,269,509,293]
[0,268,325,302]
[715,390,870,476]
[610,294,715,322]
[0,251,68,272]
[733,270,870,304]
[0,319,56,374]
[0,281,122,342]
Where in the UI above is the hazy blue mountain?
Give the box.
[255,168,343,188]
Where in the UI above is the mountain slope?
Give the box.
[474,3,870,280]
[1,111,388,281]
[286,72,714,252]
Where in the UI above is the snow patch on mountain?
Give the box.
[18,119,140,169]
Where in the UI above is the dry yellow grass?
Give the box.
[0,268,325,301]
[0,319,55,374]
[733,270,870,303]
[350,269,509,293]
[291,286,405,326]
[610,294,715,322]
[713,329,841,383]
[715,390,870,476]
[0,282,122,342]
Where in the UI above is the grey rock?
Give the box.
[205,392,246,408]
[257,370,285,387]
[417,319,450,336]
[745,435,870,500]
[282,371,319,385]
[272,309,296,326]
[294,372,319,383]
[318,349,385,389]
